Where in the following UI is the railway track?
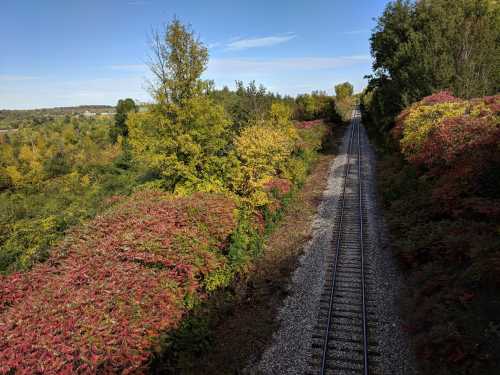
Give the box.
[310,108,380,375]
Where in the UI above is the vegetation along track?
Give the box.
[310,108,380,375]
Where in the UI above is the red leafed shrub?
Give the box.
[295,119,323,129]
[395,93,500,218]
[380,92,500,375]
[417,116,499,167]
[421,90,459,105]
[483,95,500,113]
[0,191,236,374]
[262,177,292,195]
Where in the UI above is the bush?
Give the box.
[378,91,500,374]
[0,191,237,374]
[0,98,333,374]
[394,92,500,218]
[234,103,298,203]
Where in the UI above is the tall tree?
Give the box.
[130,19,232,193]
[365,0,500,133]
[111,98,137,143]
[334,82,354,101]
[148,18,209,104]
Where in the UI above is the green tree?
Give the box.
[111,98,137,143]
[365,0,500,135]
[129,19,233,193]
[334,82,354,101]
[414,0,500,98]
[148,18,209,104]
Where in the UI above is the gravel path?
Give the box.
[251,119,417,374]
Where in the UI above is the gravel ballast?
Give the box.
[252,120,417,374]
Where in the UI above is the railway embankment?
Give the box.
[256,110,416,374]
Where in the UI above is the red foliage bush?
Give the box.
[417,116,499,167]
[295,119,323,129]
[383,93,500,374]
[0,191,236,374]
[395,93,500,218]
[483,95,500,113]
[262,177,292,195]
[421,90,459,105]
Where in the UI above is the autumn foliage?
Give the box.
[394,92,500,218]
[380,91,500,373]
[0,118,330,374]
[0,17,338,373]
[0,191,237,374]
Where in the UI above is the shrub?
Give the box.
[397,98,468,160]
[383,92,500,374]
[394,92,500,218]
[234,104,298,202]
[0,191,237,374]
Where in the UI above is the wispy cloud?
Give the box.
[207,55,370,74]
[207,42,223,49]
[339,29,370,35]
[127,1,149,5]
[225,33,296,51]
[0,75,39,81]
[109,64,147,71]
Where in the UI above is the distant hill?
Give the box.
[0,105,116,129]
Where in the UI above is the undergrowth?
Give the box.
[371,92,500,374]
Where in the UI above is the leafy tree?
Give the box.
[334,82,354,101]
[294,91,336,121]
[111,98,137,142]
[128,98,232,193]
[130,19,233,193]
[364,0,500,135]
[148,18,209,104]
[0,116,137,272]
[234,102,298,203]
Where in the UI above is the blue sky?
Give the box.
[0,0,390,109]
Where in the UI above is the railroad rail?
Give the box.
[310,108,380,375]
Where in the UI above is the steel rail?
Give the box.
[357,109,369,375]
[319,108,369,375]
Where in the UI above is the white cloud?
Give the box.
[0,75,39,81]
[225,34,296,51]
[207,55,370,74]
[109,64,147,71]
[127,1,149,5]
[340,29,370,35]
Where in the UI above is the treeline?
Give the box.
[361,1,500,373]
[362,0,499,135]
[0,106,115,129]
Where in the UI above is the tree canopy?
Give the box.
[110,98,137,142]
[364,0,500,133]
[148,18,209,104]
[334,82,354,101]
